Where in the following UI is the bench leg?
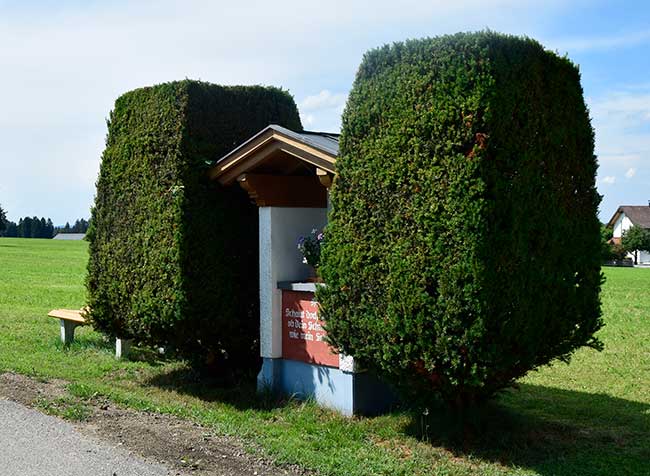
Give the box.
[115,338,132,360]
[60,320,79,345]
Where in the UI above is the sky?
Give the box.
[0,0,648,224]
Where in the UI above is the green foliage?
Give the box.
[621,225,650,253]
[36,396,91,421]
[2,221,17,237]
[318,32,603,407]
[5,216,55,238]
[0,204,5,233]
[600,225,616,261]
[87,80,302,369]
[600,224,613,243]
[297,228,325,268]
[609,243,628,261]
[1,238,649,476]
[56,219,90,235]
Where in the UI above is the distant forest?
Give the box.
[1,216,90,238]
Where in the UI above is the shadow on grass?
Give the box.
[406,383,650,476]
[146,365,293,411]
[126,346,178,367]
[146,366,649,475]
[54,334,173,367]
[54,333,114,353]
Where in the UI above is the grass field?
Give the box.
[0,237,648,476]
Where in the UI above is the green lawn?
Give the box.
[0,237,648,476]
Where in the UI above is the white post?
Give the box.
[259,207,282,360]
[115,338,132,359]
[60,320,79,345]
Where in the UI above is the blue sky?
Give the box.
[0,0,648,224]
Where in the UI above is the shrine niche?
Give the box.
[209,124,394,416]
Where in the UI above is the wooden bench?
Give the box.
[48,308,132,359]
[48,308,86,345]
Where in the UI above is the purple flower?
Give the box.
[296,228,325,267]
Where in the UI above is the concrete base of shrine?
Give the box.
[257,358,397,416]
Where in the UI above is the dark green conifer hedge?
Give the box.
[317,32,603,407]
[87,80,302,369]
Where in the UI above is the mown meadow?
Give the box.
[0,237,647,476]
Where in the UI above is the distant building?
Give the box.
[52,233,86,241]
[607,205,650,264]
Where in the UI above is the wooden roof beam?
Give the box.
[237,174,327,208]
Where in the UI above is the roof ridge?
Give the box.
[299,130,341,137]
[610,205,650,229]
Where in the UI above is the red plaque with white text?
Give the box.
[281,290,339,368]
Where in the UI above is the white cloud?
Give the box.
[590,91,650,126]
[302,114,316,127]
[300,90,348,113]
[547,29,650,53]
[0,0,611,222]
[298,90,348,132]
[589,86,650,167]
[598,154,643,165]
[590,86,650,216]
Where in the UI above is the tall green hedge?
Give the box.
[87,80,302,368]
[317,32,603,407]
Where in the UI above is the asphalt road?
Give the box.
[0,399,174,476]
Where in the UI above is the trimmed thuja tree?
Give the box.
[317,32,603,408]
[87,80,302,370]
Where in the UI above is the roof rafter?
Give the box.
[208,125,338,185]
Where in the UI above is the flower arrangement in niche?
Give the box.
[297,228,324,269]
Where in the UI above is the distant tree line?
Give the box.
[0,205,90,238]
[2,217,55,238]
[0,203,6,234]
[54,219,90,235]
